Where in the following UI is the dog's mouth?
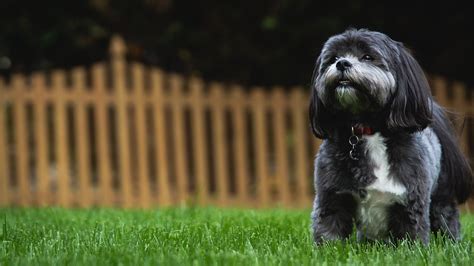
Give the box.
[338,79,353,86]
[339,79,351,86]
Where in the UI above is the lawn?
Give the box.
[0,207,472,265]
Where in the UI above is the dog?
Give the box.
[309,29,473,244]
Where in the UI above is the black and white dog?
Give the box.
[309,29,472,244]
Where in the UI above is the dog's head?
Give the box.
[309,29,433,138]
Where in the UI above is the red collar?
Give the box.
[352,125,374,136]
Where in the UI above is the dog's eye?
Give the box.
[330,56,340,63]
[361,55,374,61]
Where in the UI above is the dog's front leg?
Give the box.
[389,188,431,244]
[311,190,357,244]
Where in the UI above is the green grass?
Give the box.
[0,207,472,265]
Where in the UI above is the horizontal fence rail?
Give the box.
[0,36,473,209]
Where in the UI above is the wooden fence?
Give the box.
[0,36,473,209]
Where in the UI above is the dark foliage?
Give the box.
[1,0,473,88]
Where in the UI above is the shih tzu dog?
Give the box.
[309,29,472,244]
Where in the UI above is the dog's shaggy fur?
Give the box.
[309,29,473,244]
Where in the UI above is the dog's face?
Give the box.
[310,29,433,138]
[314,31,396,113]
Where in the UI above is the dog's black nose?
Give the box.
[336,59,352,71]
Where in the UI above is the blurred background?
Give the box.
[0,0,472,209]
[2,0,474,87]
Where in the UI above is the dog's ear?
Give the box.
[387,44,433,132]
[309,56,331,139]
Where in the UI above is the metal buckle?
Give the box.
[349,126,360,160]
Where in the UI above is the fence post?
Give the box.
[190,77,209,205]
[151,68,171,206]
[0,77,8,206]
[271,87,291,205]
[210,82,229,206]
[132,62,151,208]
[92,63,114,206]
[251,88,270,207]
[230,86,249,206]
[72,67,92,207]
[170,74,189,204]
[110,35,133,208]
[32,73,50,206]
[12,74,30,206]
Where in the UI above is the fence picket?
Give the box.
[12,75,30,206]
[210,83,229,205]
[151,69,171,206]
[92,63,113,206]
[310,109,321,203]
[190,77,209,205]
[271,88,291,205]
[170,74,189,203]
[111,36,133,208]
[291,88,311,206]
[230,86,249,205]
[0,77,8,206]
[72,67,92,207]
[52,71,71,207]
[431,76,449,107]
[452,82,469,154]
[251,88,270,207]
[32,73,50,206]
[132,63,151,208]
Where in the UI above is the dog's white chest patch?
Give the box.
[358,133,406,239]
[364,133,406,195]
